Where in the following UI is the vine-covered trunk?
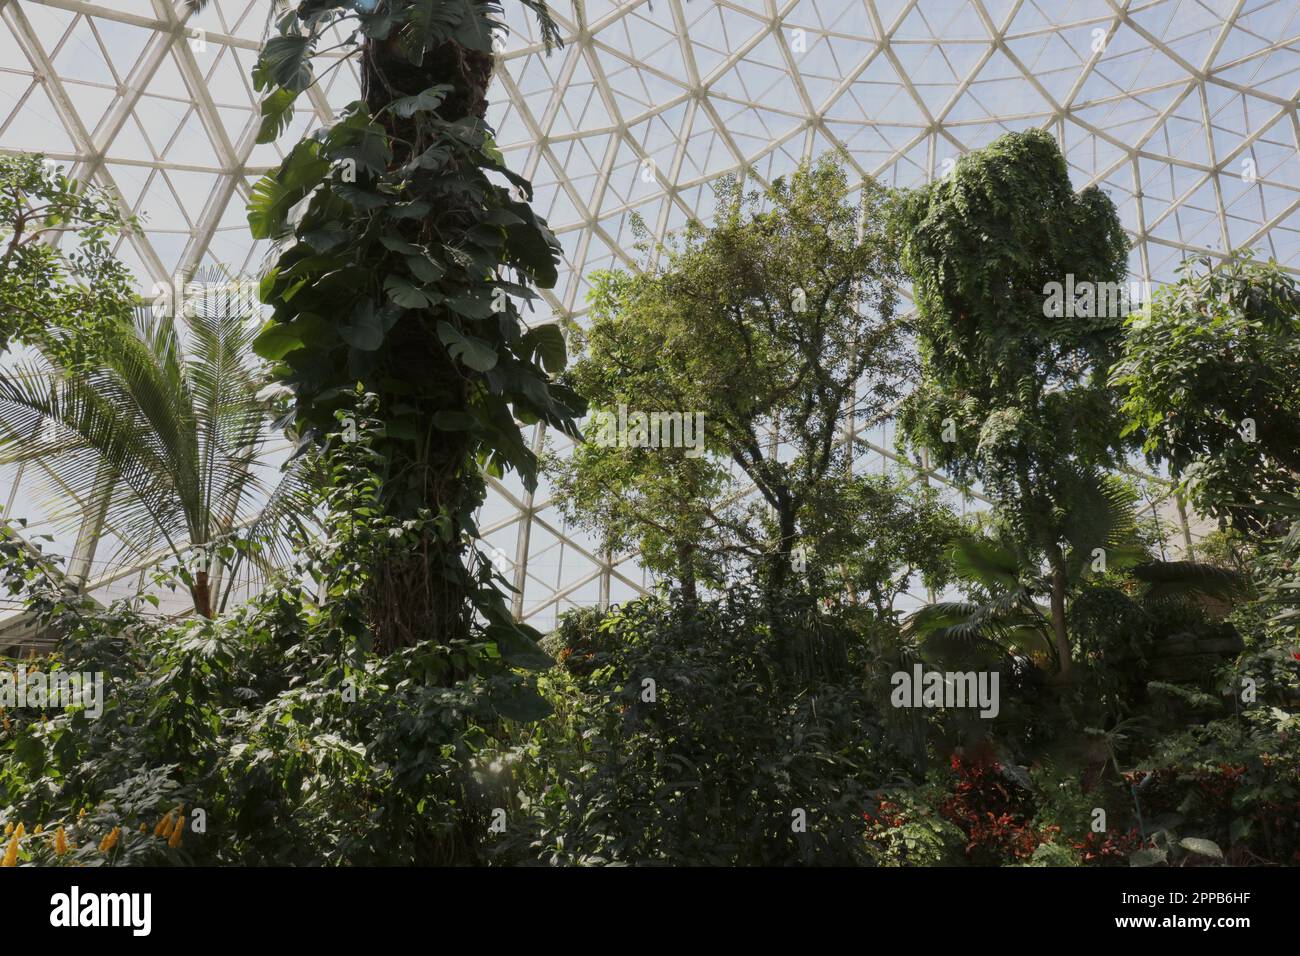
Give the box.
[251,1,577,663]
[246,0,576,863]
[358,34,492,655]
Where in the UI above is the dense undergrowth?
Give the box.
[2,465,1297,866]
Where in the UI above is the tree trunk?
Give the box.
[676,541,698,611]
[764,498,802,681]
[767,493,798,604]
[357,24,494,655]
[1047,548,1071,680]
[190,569,213,620]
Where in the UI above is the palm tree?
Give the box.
[907,476,1147,673]
[905,479,1245,676]
[0,281,316,618]
[902,535,1059,671]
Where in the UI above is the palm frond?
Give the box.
[1131,560,1248,603]
[518,0,565,51]
[950,536,1021,590]
[902,599,984,634]
[0,358,192,554]
[1059,473,1150,580]
[0,290,319,614]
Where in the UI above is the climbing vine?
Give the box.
[246,0,582,654]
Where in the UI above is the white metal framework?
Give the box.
[0,0,1296,633]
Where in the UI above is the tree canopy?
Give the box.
[1113,252,1300,535]
[0,153,137,365]
[560,158,911,611]
[891,129,1132,677]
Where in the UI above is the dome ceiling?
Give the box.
[0,0,1295,628]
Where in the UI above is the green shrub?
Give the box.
[511,592,904,865]
[0,410,551,866]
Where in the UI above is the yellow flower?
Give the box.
[139,824,147,833]
[98,826,121,853]
[168,819,183,849]
[1,833,17,867]
[54,827,67,857]
[155,812,173,839]
[33,825,42,835]
[2,822,11,836]
[77,808,86,820]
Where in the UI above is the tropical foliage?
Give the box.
[246,0,581,654]
[0,153,137,366]
[555,159,910,616]
[1113,252,1300,534]
[0,289,315,617]
[891,129,1134,679]
[0,405,554,866]
[1,84,1297,868]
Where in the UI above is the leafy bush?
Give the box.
[935,754,1054,863]
[1122,708,1300,865]
[861,790,967,866]
[0,407,552,866]
[510,592,903,865]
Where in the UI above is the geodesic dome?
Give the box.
[0,0,1295,634]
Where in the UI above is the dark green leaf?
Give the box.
[259,34,314,93]
[437,321,498,371]
[339,299,386,351]
[384,276,431,310]
[490,682,553,722]
[391,84,454,118]
[519,323,566,374]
